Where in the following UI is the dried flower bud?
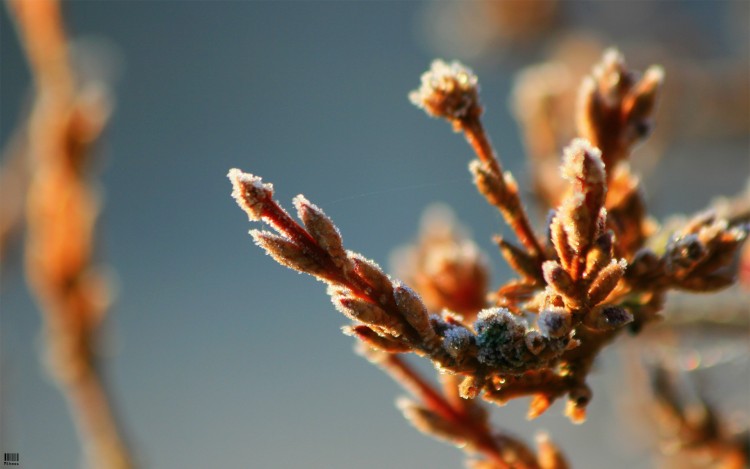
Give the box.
[583,231,614,280]
[587,259,627,305]
[394,283,437,344]
[626,248,661,281]
[524,330,546,356]
[575,49,663,174]
[549,214,575,272]
[393,205,489,318]
[565,385,591,424]
[470,159,509,207]
[576,48,633,155]
[410,60,480,123]
[474,308,528,368]
[557,192,599,256]
[333,292,404,336]
[542,261,576,300]
[250,230,327,278]
[584,305,633,331]
[397,398,472,448]
[666,233,707,272]
[528,394,553,420]
[606,165,652,255]
[349,252,393,300]
[537,308,572,339]
[592,48,632,101]
[561,139,605,200]
[428,314,451,336]
[443,326,476,358]
[622,65,664,145]
[343,325,411,353]
[535,432,568,469]
[576,76,602,146]
[228,169,273,221]
[293,195,349,270]
[459,375,483,399]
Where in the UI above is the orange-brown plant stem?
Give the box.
[7,0,133,467]
[460,117,545,261]
[383,354,528,469]
[60,354,133,469]
[0,126,29,263]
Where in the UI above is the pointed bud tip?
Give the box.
[228,168,274,221]
[561,138,605,185]
[643,65,665,85]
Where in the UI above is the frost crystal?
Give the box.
[228,169,274,221]
[537,309,571,339]
[474,308,527,368]
[442,326,476,358]
[409,60,479,121]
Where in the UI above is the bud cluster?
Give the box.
[229,49,748,467]
[409,60,481,125]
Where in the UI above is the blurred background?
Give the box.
[1,1,747,468]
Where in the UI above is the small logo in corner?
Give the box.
[3,453,19,466]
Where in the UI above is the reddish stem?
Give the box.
[384,354,518,469]
[460,118,545,260]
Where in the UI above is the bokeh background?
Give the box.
[1,1,748,468]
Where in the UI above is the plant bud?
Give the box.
[228,169,273,221]
[294,195,348,270]
[537,308,572,339]
[409,60,480,123]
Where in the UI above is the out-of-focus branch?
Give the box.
[623,349,748,469]
[6,0,133,467]
[0,122,29,265]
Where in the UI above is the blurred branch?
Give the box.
[0,120,29,266]
[6,0,133,467]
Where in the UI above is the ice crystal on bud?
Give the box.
[428,314,451,336]
[561,138,605,189]
[443,326,476,358]
[474,308,528,368]
[524,330,546,356]
[228,169,273,221]
[409,60,480,122]
[537,308,571,338]
[591,48,630,99]
[666,233,706,269]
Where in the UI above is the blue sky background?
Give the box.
[1,2,747,468]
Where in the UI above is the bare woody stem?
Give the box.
[460,117,545,260]
[7,0,133,467]
[7,0,74,96]
[409,60,545,265]
[60,358,133,469]
[381,354,522,469]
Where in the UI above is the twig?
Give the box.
[7,0,133,467]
